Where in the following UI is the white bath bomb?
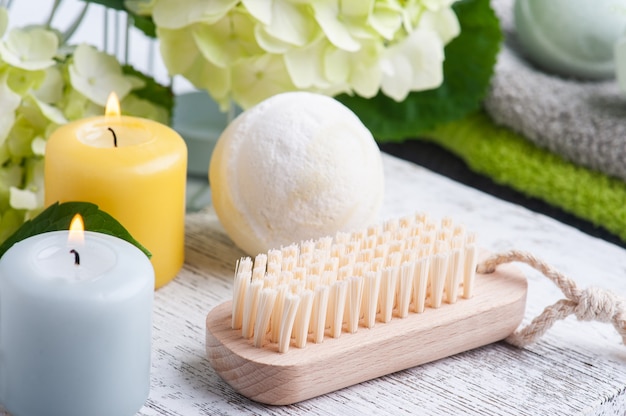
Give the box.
[209,92,384,256]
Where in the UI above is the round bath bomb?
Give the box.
[515,0,626,79]
[209,92,384,256]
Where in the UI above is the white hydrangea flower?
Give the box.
[312,1,361,52]
[0,73,21,143]
[9,186,37,210]
[122,95,169,124]
[157,26,202,75]
[159,25,231,107]
[419,7,461,45]
[241,0,271,24]
[338,0,372,19]
[284,36,335,89]
[29,94,68,125]
[31,137,46,157]
[254,24,293,54]
[150,0,460,108]
[126,74,147,90]
[62,89,91,120]
[69,44,133,106]
[191,11,260,68]
[0,8,175,242]
[256,1,315,48]
[185,58,231,109]
[287,37,381,98]
[380,27,445,102]
[82,101,109,118]
[152,0,237,29]
[23,158,44,208]
[322,44,351,85]
[0,164,23,200]
[369,2,404,40]
[0,165,24,229]
[336,41,383,98]
[0,7,7,38]
[124,0,155,16]
[0,26,58,71]
[231,54,296,109]
[252,2,318,55]
[422,0,458,10]
[7,119,37,158]
[32,66,64,104]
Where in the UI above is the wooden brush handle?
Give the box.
[205,260,527,405]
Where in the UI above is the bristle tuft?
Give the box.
[278,293,300,353]
[253,288,277,348]
[230,212,479,352]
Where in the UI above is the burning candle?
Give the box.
[44,93,187,288]
[0,214,154,416]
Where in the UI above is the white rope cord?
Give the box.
[477,250,626,347]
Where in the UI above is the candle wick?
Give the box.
[107,127,118,147]
[70,249,80,266]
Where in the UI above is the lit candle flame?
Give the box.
[105,92,121,117]
[68,214,85,245]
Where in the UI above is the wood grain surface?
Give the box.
[205,259,527,405]
[2,154,626,416]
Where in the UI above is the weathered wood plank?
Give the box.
[2,154,625,416]
[134,154,626,415]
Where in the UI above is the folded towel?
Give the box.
[418,0,626,243]
[423,111,626,244]
[485,0,626,182]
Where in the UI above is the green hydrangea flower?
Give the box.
[0,26,58,71]
[0,7,172,242]
[151,0,461,110]
[0,7,8,38]
[69,44,133,106]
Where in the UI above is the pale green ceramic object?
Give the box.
[515,0,626,79]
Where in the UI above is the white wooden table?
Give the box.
[3,153,626,415]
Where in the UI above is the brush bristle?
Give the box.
[231,213,478,353]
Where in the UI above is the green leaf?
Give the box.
[78,0,157,38]
[122,64,174,122]
[81,0,125,9]
[0,201,151,259]
[132,14,156,38]
[336,0,502,141]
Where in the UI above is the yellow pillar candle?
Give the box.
[44,93,187,289]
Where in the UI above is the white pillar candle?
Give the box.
[0,227,154,416]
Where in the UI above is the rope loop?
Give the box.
[477,250,626,347]
[573,287,619,323]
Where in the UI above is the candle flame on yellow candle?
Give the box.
[105,92,121,118]
[68,214,85,245]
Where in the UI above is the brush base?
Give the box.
[205,260,527,405]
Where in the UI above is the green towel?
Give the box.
[424,111,626,243]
